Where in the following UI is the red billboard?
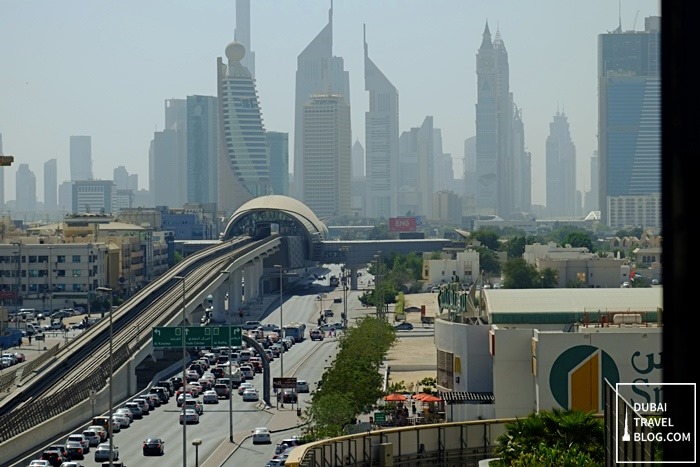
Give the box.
[389,217,417,232]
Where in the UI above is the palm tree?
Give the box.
[494,409,604,466]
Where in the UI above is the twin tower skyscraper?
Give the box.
[218,1,396,220]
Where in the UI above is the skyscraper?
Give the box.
[43,158,58,214]
[512,105,531,215]
[165,98,188,207]
[293,5,350,199]
[302,93,351,219]
[266,131,289,196]
[351,140,366,216]
[217,41,270,215]
[398,116,434,218]
[545,111,577,217]
[364,25,398,219]
[150,129,179,207]
[15,163,36,213]
[475,23,514,218]
[598,16,661,228]
[235,0,255,79]
[69,135,93,181]
[187,95,219,206]
[113,166,129,190]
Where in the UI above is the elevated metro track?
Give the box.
[0,234,281,448]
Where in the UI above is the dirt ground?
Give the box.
[384,293,439,391]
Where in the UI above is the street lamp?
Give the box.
[541,275,544,289]
[274,265,285,380]
[95,286,113,467]
[192,438,202,467]
[220,270,234,443]
[339,247,349,324]
[174,275,187,467]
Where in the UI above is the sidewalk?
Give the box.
[200,404,303,467]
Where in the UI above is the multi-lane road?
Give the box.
[15,264,359,467]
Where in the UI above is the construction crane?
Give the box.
[0,155,13,166]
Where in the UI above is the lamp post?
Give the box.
[192,438,202,467]
[95,286,113,467]
[174,275,187,467]
[220,270,234,443]
[273,265,285,379]
[339,247,349,324]
[541,275,544,289]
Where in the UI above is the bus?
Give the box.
[283,322,306,342]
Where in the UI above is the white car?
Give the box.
[237,382,254,395]
[94,442,119,462]
[180,408,200,424]
[66,433,90,452]
[27,461,50,467]
[81,430,101,447]
[112,413,131,428]
[296,379,310,393]
[242,388,259,401]
[252,426,271,444]
[202,389,219,404]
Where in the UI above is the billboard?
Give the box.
[389,217,417,232]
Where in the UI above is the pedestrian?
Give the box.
[412,402,417,416]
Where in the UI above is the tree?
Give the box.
[502,258,538,289]
[506,235,526,259]
[472,229,500,251]
[564,231,594,251]
[493,409,604,466]
[475,246,501,277]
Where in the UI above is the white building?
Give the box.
[435,288,662,422]
[423,250,480,287]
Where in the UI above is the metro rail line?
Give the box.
[0,234,280,446]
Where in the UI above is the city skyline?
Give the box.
[0,0,660,206]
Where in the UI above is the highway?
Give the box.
[13,264,357,467]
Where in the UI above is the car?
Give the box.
[282,388,297,403]
[275,437,303,454]
[86,425,108,442]
[260,323,281,332]
[242,388,259,401]
[47,444,69,460]
[296,379,310,393]
[124,402,143,419]
[237,381,254,395]
[651,278,660,285]
[81,430,101,447]
[323,309,334,317]
[40,449,67,467]
[184,398,204,415]
[394,321,414,331]
[114,408,134,423]
[64,441,84,460]
[66,434,90,453]
[265,459,286,467]
[213,382,230,399]
[142,437,165,456]
[309,329,324,341]
[27,461,50,467]
[180,408,199,424]
[59,462,85,467]
[333,297,342,303]
[252,426,271,444]
[132,397,151,413]
[93,442,119,462]
[112,414,130,429]
[243,320,262,330]
[202,389,219,404]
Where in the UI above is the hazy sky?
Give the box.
[1,0,660,206]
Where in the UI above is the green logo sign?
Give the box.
[152,326,242,348]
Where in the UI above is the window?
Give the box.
[72,255,81,263]
[72,269,82,277]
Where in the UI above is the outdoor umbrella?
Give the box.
[412,393,430,400]
[420,394,443,403]
[384,393,407,402]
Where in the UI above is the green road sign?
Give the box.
[373,412,386,423]
[152,325,242,348]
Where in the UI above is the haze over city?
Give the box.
[1,0,659,206]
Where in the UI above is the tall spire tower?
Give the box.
[235,0,255,79]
